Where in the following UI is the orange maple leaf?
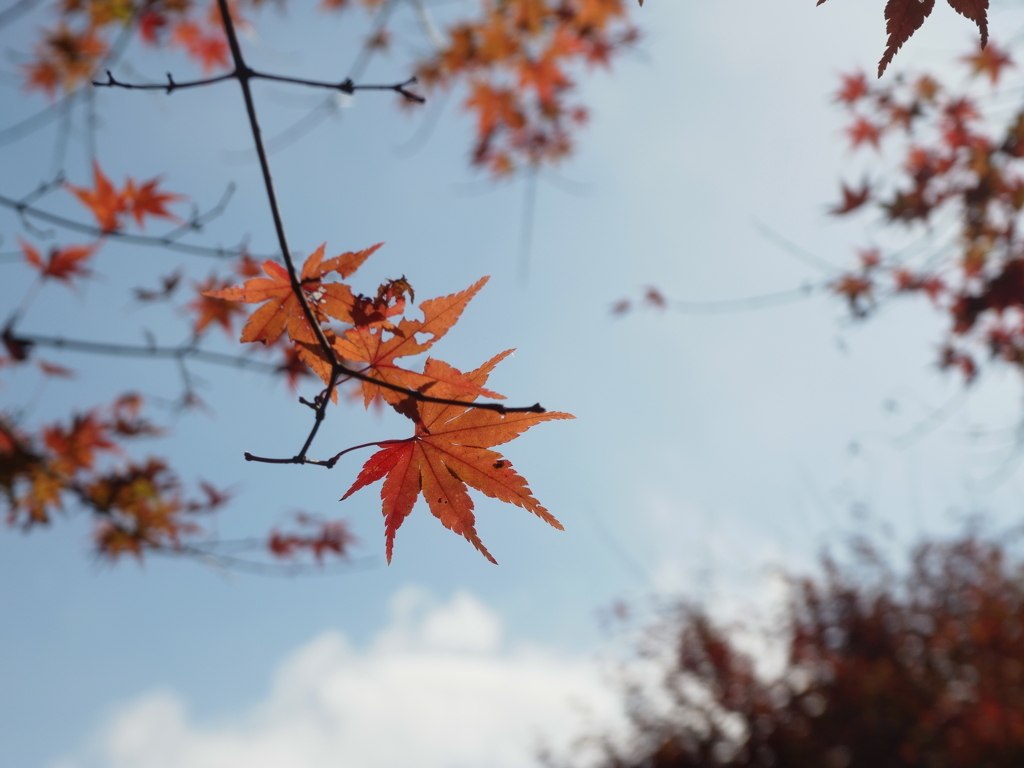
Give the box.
[333,276,499,406]
[171,20,230,73]
[835,71,870,105]
[23,25,107,97]
[187,276,247,336]
[43,412,115,474]
[66,162,125,232]
[205,243,381,345]
[342,351,573,563]
[123,178,184,228]
[66,164,185,232]
[20,238,96,284]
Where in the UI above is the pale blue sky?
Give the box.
[4,1,1024,766]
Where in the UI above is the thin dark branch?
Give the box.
[93,69,236,93]
[225,0,399,160]
[209,0,542,468]
[15,333,282,373]
[213,0,343,466]
[253,72,425,103]
[0,193,269,259]
[95,68,425,103]
[245,438,411,468]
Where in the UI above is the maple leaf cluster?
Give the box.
[20,0,638,180]
[66,161,184,233]
[417,0,638,175]
[206,246,572,562]
[24,0,233,97]
[828,44,1024,382]
[6,0,598,568]
[7,162,187,317]
[559,530,1024,768]
[0,394,227,558]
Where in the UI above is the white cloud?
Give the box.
[59,589,619,768]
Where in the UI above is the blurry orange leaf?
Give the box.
[66,162,124,232]
[20,238,96,284]
[187,276,247,336]
[171,20,229,73]
[66,164,185,232]
[122,178,184,228]
[43,412,114,474]
[23,25,106,97]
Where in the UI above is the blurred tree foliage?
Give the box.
[559,530,1024,768]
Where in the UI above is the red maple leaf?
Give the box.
[187,276,248,336]
[20,238,96,284]
[830,181,872,215]
[963,40,1013,85]
[847,116,883,150]
[343,351,573,563]
[835,71,870,105]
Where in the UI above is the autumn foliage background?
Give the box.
[7,0,1024,766]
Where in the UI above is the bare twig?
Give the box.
[206,0,541,464]
[93,70,235,93]
[95,69,425,103]
[84,0,544,473]
[12,332,282,374]
[227,0,399,159]
[244,438,410,468]
[0,193,268,259]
